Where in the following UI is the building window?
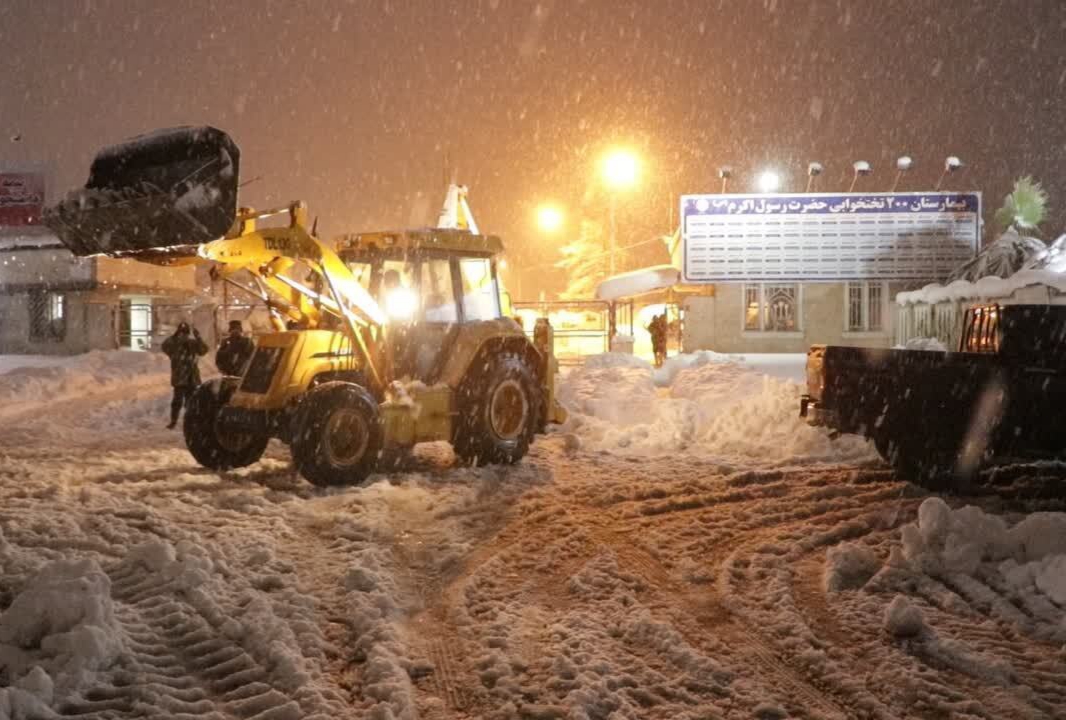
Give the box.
[29,291,66,341]
[846,282,885,332]
[743,284,800,332]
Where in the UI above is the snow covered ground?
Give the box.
[0,350,1064,719]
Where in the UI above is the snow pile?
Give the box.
[558,352,872,462]
[894,497,1066,613]
[884,595,926,637]
[0,350,169,409]
[652,349,732,387]
[1023,233,1066,272]
[823,542,880,592]
[0,558,126,715]
[946,227,1045,283]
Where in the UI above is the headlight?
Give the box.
[384,287,417,321]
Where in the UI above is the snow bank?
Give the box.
[0,558,125,714]
[558,352,872,462]
[0,350,170,409]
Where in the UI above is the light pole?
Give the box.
[806,162,823,193]
[718,166,733,194]
[849,160,872,192]
[602,149,639,276]
[891,155,913,192]
[935,156,963,191]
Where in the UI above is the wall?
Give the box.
[94,257,197,293]
[0,291,110,355]
[0,245,93,291]
[682,282,897,354]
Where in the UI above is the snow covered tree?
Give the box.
[947,178,1049,283]
[556,217,608,299]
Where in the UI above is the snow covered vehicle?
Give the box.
[801,304,1066,485]
[44,126,566,486]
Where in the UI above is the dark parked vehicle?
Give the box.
[801,304,1066,485]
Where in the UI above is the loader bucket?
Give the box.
[43,126,240,256]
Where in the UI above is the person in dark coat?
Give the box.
[162,321,208,429]
[216,320,255,377]
[647,313,668,368]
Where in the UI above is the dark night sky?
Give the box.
[2,0,1064,295]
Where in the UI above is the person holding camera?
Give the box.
[161,321,208,429]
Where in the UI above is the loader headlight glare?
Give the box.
[385,287,417,321]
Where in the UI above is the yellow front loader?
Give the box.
[44,126,565,486]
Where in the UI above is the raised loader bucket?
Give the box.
[43,126,240,256]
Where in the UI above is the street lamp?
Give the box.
[935,156,964,191]
[756,170,781,194]
[602,148,640,275]
[806,162,823,193]
[891,155,913,192]
[535,204,564,234]
[718,165,733,193]
[849,160,872,192]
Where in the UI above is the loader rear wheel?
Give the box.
[184,379,269,471]
[453,354,541,466]
[291,382,381,487]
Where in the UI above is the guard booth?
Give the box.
[594,265,714,361]
[512,300,634,364]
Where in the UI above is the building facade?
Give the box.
[680,280,907,353]
[0,228,209,355]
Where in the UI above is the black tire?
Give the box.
[184,379,269,470]
[291,382,382,487]
[453,354,542,466]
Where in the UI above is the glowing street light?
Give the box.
[601,148,642,276]
[891,155,913,192]
[756,170,781,194]
[535,204,564,233]
[603,149,640,190]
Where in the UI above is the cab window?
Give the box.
[420,259,458,323]
[459,257,500,321]
[380,260,417,322]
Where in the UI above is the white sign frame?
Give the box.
[681,191,981,283]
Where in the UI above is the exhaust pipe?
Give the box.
[43,126,240,256]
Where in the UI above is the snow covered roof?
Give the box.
[895,269,1066,305]
[594,264,680,301]
[1023,233,1066,273]
[0,228,63,251]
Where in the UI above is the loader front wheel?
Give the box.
[291,382,381,487]
[184,380,269,471]
[453,354,541,466]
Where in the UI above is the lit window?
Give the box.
[743,284,799,332]
[420,259,458,323]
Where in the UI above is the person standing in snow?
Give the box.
[162,322,208,429]
[215,320,255,377]
[647,313,667,368]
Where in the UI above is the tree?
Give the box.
[994,176,1047,234]
[556,217,608,300]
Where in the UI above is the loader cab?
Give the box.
[336,229,509,383]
